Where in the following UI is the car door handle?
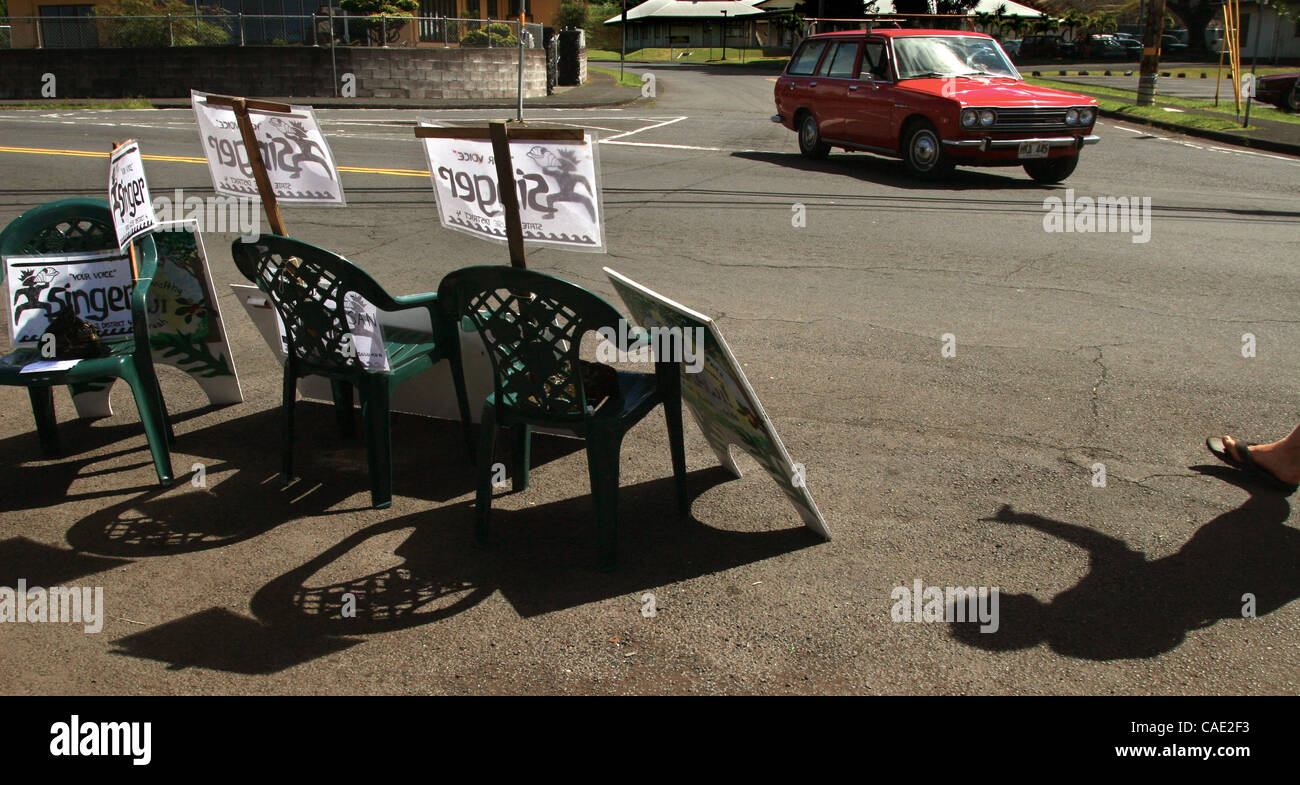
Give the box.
[809,81,818,87]
[849,84,860,90]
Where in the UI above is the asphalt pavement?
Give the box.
[0,66,1297,694]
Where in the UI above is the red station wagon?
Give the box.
[773,29,1101,183]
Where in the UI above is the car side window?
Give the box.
[859,41,889,80]
[821,41,860,78]
[787,40,828,76]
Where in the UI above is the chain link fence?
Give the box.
[0,15,543,50]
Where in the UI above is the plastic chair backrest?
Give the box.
[438,266,625,421]
[231,234,401,374]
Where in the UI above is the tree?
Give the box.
[96,0,230,47]
[339,0,418,45]
[554,0,587,30]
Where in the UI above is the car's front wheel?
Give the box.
[1285,82,1299,112]
[902,120,953,179]
[798,112,830,160]
[1023,154,1080,184]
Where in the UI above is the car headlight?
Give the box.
[961,109,978,128]
[1065,108,1080,125]
[978,109,996,127]
[1078,107,1095,125]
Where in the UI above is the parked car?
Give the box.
[1254,71,1300,111]
[772,30,1100,182]
[1000,38,1021,56]
[1084,35,1132,59]
[1161,34,1188,56]
[1016,34,1077,60]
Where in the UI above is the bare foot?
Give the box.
[1223,436,1300,485]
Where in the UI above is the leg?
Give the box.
[512,424,532,492]
[360,376,393,509]
[585,431,622,571]
[28,386,59,456]
[121,366,174,486]
[282,363,297,486]
[447,346,475,463]
[657,361,688,515]
[330,380,356,437]
[474,401,498,545]
[1218,431,1300,485]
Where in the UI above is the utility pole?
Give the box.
[620,0,627,82]
[722,9,728,61]
[1136,0,1167,105]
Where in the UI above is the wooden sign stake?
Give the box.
[199,94,292,237]
[414,123,585,271]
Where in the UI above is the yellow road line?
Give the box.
[0,145,430,178]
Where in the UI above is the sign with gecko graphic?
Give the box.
[192,90,345,206]
[418,123,605,252]
[605,268,829,540]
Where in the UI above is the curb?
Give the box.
[1096,107,1300,157]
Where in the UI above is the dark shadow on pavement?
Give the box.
[732,150,1058,191]
[951,467,1300,659]
[0,536,131,587]
[111,607,363,674]
[62,403,582,557]
[244,466,819,654]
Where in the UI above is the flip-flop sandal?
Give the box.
[1205,436,1299,494]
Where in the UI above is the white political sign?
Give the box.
[419,124,604,252]
[4,249,135,345]
[108,140,159,249]
[191,91,345,205]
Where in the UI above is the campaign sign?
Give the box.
[419,124,605,252]
[4,249,135,345]
[605,268,830,540]
[192,90,345,205]
[108,141,159,249]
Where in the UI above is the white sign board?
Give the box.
[192,90,345,205]
[605,268,830,540]
[419,124,604,252]
[108,141,159,249]
[4,249,134,346]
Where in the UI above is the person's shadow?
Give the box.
[951,467,1300,660]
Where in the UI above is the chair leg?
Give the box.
[155,379,176,446]
[330,380,355,437]
[585,432,623,572]
[511,424,532,492]
[657,361,688,515]
[360,376,393,509]
[28,386,60,456]
[447,347,476,464]
[121,366,174,486]
[282,364,297,486]
[474,401,498,545]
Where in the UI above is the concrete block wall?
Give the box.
[0,46,546,100]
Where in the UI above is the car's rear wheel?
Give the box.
[1023,154,1079,184]
[1285,82,1299,112]
[902,120,953,179]
[798,112,830,160]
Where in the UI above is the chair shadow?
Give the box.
[0,404,217,512]
[0,536,131,587]
[732,150,1058,191]
[245,466,818,638]
[60,403,582,557]
[950,466,1300,660]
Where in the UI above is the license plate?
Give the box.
[1018,141,1050,159]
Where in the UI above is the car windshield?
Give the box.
[892,36,1020,81]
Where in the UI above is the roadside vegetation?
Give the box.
[1027,76,1300,127]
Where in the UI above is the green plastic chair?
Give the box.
[231,234,471,509]
[0,198,174,485]
[437,266,688,570]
